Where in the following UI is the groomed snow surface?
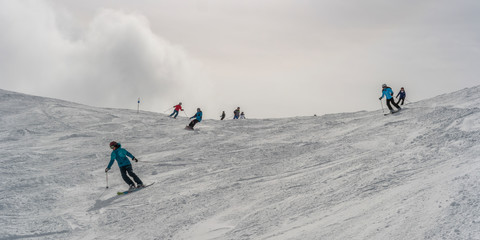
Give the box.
[1,86,479,240]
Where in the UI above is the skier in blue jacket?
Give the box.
[396,87,406,105]
[379,84,401,113]
[187,108,202,130]
[105,141,144,189]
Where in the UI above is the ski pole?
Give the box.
[106,172,109,189]
[163,107,173,113]
[379,99,385,114]
[183,111,189,117]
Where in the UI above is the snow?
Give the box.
[1,86,479,240]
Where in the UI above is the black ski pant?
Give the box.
[189,119,199,129]
[120,164,143,186]
[397,97,405,105]
[386,98,401,111]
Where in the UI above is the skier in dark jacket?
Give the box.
[396,87,406,105]
[220,111,226,120]
[379,84,401,113]
[105,141,144,190]
[233,107,240,119]
[187,108,203,130]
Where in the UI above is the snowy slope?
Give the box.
[1,86,479,240]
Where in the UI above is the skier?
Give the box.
[169,102,184,118]
[379,84,401,113]
[396,87,406,105]
[240,112,246,119]
[187,108,203,130]
[233,107,240,119]
[220,111,226,120]
[105,141,144,190]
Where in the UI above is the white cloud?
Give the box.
[0,0,211,114]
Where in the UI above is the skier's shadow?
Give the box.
[88,195,123,212]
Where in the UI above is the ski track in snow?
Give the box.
[0,86,479,240]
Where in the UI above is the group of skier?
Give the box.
[170,103,246,123]
[379,84,406,114]
[168,102,203,130]
[220,108,246,120]
[107,84,408,191]
[232,107,246,119]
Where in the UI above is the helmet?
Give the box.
[109,141,118,149]
[179,102,182,105]
[382,84,387,88]
[197,108,201,111]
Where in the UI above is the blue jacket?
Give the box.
[191,111,203,122]
[396,90,406,99]
[380,87,394,100]
[107,144,135,169]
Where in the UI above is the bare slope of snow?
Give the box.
[1,86,479,240]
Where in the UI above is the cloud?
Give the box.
[0,0,210,113]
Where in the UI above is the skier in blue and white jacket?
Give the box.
[187,108,202,130]
[379,84,401,113]
[105,141,144,189]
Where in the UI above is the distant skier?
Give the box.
[220,111,226,120]
[169,102,184,119]
[240,112,246,119]
[396,87,406,105]
[233,107,240,119]
[105,141,144,190]
[186,108,203,130]
[379,84,401,113]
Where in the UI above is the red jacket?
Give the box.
[174,105,183,111]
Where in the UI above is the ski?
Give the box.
[384,108,403,116]
[184,126,194,131]
[117,182,155,195]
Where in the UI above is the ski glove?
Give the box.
[132,157,138,162]
[105,168,110,173]
[379,97,382,100]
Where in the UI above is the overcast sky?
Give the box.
[1,0,479,119]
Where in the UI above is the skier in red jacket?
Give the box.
[170,102,183,118]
